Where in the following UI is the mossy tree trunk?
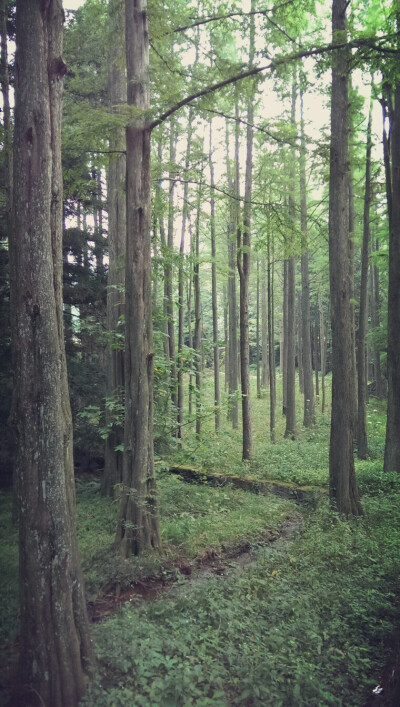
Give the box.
[9,1,95,702]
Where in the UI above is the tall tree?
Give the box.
[209,119,221,428]
[356,94,373,460]
[102,0,127,496]
[384,80,400,472]
[9,0,95,702]
[237,6,255,460]
[328,0,362,514]
[299,88,315,427]
[226,121,239,429]
[117,0,161,556]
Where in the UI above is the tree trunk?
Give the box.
[194,179,203,439]
[319,291,326,414]
[267,232,276,441]
[300,88,315,427]
[356,96,372,460]
[117,0,161,556]
[226,122,239,428]
[103,0,127,496]
[9,2,95,702]
[261,259,269,388]
[256,257,261,398]
[209,119,221,429]
[371,240,383,398]
[328,0,362,514]
[297,290,304,394]
[0,0,12,234]
[166,121,178,408]
[237,6,255,460]
[282,259,288,415]
[285,80,297,439]
[384,81,400,472]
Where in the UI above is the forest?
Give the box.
[0,0,400,705]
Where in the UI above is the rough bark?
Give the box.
[356,96,372,460]
[384,81,400,472]
[117,0,161,556]
[9,1,95,703]
[328,0,362,514]
[103,0,127,496]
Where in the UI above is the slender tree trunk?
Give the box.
[319,291,326,414]
[356,96,372,459]
[314,319,319,401]
[177,113,194,438]
[103,0,127,496]
[187,229,194,417]
[237,6,255,460]
[300,88,315,427]
[328,0,362,514]
[371,240,383,398]
[261,259,269,387]
[166,121,178,408]
[194,179,203,439]
[384,81,400,472]
[284,80,297,439]
[297,290,304,395]
[349,160,358,428]
[282,259,288,415]
[226,122,239,428]
[267,232,276,441]
[256,257,261,398]
[9,2,95,702]
[209,119,221,429]
[117,0,161,556]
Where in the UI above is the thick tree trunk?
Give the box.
[9,2,95,703]
[103,0,127,496]
[117,0,161,556]
[328,0,362,514]
[384,82,400,472]
[356,97,372,460]
[371,241,383,398]
[209,120,221,429]
[300,89,315,427]
[0,0,12,233]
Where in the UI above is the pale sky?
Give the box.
[64,0,85,11]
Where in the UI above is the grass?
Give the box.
[1,374,400,706]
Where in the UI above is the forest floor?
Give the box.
[1,375,400,706]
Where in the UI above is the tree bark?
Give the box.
[9,2,95,702]
[166,120,178,408]
[194,178,203,439]
[117,0,161,556]
[256,257,262,398]
[384,81,400,472]
[328,0,362,514]
[103,0,127,496]
[356,95,372,460]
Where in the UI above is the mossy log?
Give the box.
[168,466,325,503]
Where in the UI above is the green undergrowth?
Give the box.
[81,493,400,707]
[77,475,295,599]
